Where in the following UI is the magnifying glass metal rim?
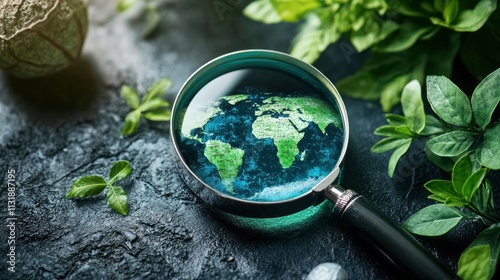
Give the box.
[170,49,349,217]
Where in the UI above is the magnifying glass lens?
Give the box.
[177,67,344,202]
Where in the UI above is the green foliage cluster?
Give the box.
[116,0,160,37]
[371,68,500,177]
[372,68,500,279]
[403,155,500,280]
[244,0,500,111]
[120,78,172,136]
[66,161,132,215]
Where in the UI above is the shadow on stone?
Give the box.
[2,55,101,123]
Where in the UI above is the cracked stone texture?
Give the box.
[1,0,499,279]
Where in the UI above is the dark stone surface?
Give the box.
[0,1,498,279]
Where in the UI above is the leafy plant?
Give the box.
[371,68,500,279]
[120,78,172,136]
[66,160,132,216]
[116,0,160,37]
[403,155,500,280]
[244,0,499,111]
[371,68,500,177]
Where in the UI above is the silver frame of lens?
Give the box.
[170,50,349,218]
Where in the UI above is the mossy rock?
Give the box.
[0,0,88,78]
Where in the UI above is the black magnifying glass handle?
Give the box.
[325,185,456,280]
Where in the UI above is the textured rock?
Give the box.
[0,0,498,279]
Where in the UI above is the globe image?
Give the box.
[177,87,344,202]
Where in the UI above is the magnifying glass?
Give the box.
[170,50,454,279]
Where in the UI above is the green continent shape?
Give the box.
[252,115,305,169]
[203,140,244,193]
[222,94,249,105]
[255,96,342,133]
[252,96,341,169]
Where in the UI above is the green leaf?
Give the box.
[388,139,412,177]
[394,126,416,137]
[371,137,412,153]
[290,10,339,64]
[290,15,325,64]
[398,1,435,18]
[426,131,478,157]
[380,73,412,112]
[373,20,434,53]
[426,75,472,127]
[350,18,399,52]
[401,80,425,133]
[431,0,497,32]
[120,110,141,136]
[107,185,128,216]
[462,168,488,202]
[468,152,484,173]
[452,154,473,195]
[142,4,160,37]
[427,194,445,204]
[116,0,138,13]
[477,124,500,169]
[403,204,463,236]
[243,0,282,24]
[143,78,172,103]
[424,180,466,206]
[143,108,171,121]
[385,114,411,126]
[374,125,399,137]
[121,85,140,109]
[484,180,495,212]
[66,175,107,198]
[109,160,131,185]
[443,0,459,24]
[471,179,495,215]
[336,53,411,104]
[420,26,440,40]
[420,114,446,136]
[458,245,491,280]
[444,197,469,207]
[269,0,322,22]
[471,68,500,129]
[458,223,500,280]
[138,98,170,113]
[425,144,455,172]
[374,125,413,138]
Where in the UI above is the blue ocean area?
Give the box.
[179,88,344,202]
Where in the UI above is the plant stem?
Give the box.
[466,204,500,225]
